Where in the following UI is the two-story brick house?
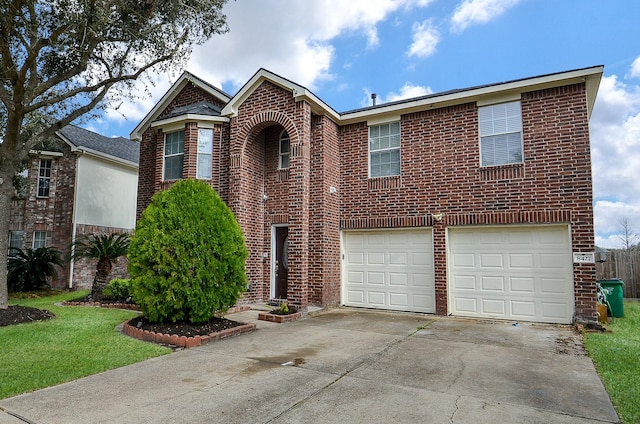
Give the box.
[132,66,603,324]
[9,125,139,289]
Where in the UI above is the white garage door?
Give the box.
[342,229,435,313]
[449,226,574,324]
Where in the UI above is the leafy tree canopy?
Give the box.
[0,0,229,308]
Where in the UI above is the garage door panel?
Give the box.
[480,254,504,268]
[511,300,536,317]
[453,253,475,267]
[481,298,506,315]
[509,254,534,269]
[347,271,364,285]
[347,252,364,265]
[481,276,505,291]
[389,273,408,286]
[389,293,409,307]
[540,278,571,294]
[454,275,476,290]
[346,290,365,304]
[510,277,535,293]
[389,252,408,265]
[367,252,385,265]
[449,226,574,324]
[343,229,435,313]
[368,272,385,285]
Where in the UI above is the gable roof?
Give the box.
[132,65,603,139]
[57,125,139,166]
[130,72,231,141]
[220,68,340,121]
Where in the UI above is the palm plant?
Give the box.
[8,247,64,292]
[71,233,130,298]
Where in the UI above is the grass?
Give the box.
[584,300,640,424]
[0,291,170,400]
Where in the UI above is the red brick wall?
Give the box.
[136,77,596,322]
[339,83,595,321]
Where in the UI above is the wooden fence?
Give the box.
[596,250,640,299]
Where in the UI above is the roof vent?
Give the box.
[371,93,377,106]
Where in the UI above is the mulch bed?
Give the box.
[0,305,55,327]
[127,315,246,337]
[64,295,255,347]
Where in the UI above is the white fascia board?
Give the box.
[340,66,604,125]
[151,114,230,129]
[130,73,231,141]
[28,149,64,157]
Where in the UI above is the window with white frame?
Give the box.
[164,130,184,180]
[479,101,523,167]
[37,159,52,197]
[9,231,23,254]
[369,122,401,178]
[279,131,290,169]
[33,231,47,249]
[197,128,213,179]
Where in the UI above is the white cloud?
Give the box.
[590,74,640,248]
[360,83,433,107]
[385,83,433,102]
[451,0,520,33]
[629,55,640,79]
[407,20,440,58]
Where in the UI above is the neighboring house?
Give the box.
[132,66,603,324]
[9,125,139,289]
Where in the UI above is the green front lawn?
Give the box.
[1,291,170,400]
[584,301,640,424]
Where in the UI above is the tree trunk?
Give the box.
[0,169,14,309]
[91,258,113,298]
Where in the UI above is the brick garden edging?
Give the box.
[257,310,302,323]
[122,319,257,349]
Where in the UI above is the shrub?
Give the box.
[8,247,64,292]
[128,179,249,323]
[103,278,132,301]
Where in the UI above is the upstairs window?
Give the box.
[369,122,401,178]
[33,231,46,249]
[164,130,184,180]
[279,131,290,169]
[37,159,52,197]
[479,101,523,167]
[197,128,213,180]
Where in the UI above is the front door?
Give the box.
[274,226,289,299]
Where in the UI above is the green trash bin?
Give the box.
[598,279,625,318]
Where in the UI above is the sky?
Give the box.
[87,0,640,249]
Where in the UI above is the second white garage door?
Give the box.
[342,229,435,313]
[448,225,574,324]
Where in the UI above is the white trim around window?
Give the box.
[33,231,47,249]
[196,128,213,179]
[369,121,401,178]
[279,131,290,169]
[37,158,52,197]
[479,101,523,167]
[163,130,185,180]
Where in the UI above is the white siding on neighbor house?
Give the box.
[75,155,138,230]
[342,229,435,313]
[448,225,574,324]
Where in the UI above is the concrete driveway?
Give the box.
[0,308,619,423]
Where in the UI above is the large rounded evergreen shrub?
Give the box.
[128,179,249,323]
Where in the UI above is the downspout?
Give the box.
[68,150,83,288]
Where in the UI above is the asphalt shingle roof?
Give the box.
[58,125,139,164]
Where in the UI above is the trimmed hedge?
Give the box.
[128,179,249,323]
